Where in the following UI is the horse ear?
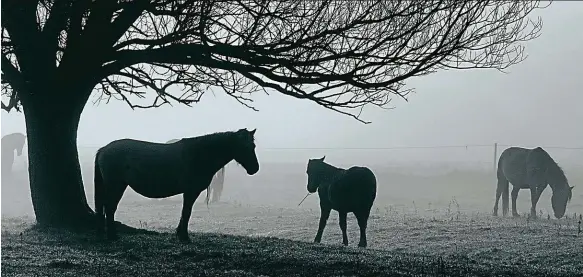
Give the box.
[320,156,326,161]
[250,129,256,136]
[570,186,574,190]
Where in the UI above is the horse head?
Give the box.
[551,185,574,219]
[306,156,326,193]
[232,128,259,175]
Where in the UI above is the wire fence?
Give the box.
[75,144,583,151]
[73,143,583,172]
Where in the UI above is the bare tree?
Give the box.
[1,0,549,228]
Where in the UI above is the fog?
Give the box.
[2,3,583,219]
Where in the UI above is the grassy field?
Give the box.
[2,162,583,276]
[2,204,583,277]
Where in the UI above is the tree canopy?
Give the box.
[2,0,549,122]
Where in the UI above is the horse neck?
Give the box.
[318,162,344,178]
[186,136,235,173]
[546,162,568,190]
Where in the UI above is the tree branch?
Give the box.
[3,0,550,122]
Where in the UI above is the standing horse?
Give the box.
[209,166,226,203]
[1,132,26,180]
[95,129,259,241]
[305,156,377,248]
[493,147,573,219]
[167,138,227,204]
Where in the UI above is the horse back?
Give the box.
[499,147,549,186]
[525,147,551,184]
[326,166,377,212]
[1,132,25,150]
[96,139,187,196]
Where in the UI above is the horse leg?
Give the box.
[176,190,201,243]
[314,206,331,243]
[105,182,127,241]
[338,211,348,246]
[529,186,541,219]
[355,209,370,248]
[511,186,520,217]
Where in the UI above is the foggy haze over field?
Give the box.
[5,2,583,276]
[2,3,583,219]
[2,4,583,165]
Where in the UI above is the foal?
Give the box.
[305,156,377,248]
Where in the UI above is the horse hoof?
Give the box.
[358,243,367,248]
[179,237,191,243]
[106,233,119,241]
[177,233,191,243]
[512,214,520,218]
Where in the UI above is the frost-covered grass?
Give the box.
[2,202,582,277]
[2,165,583,276]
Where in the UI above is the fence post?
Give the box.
[493,142,498,172]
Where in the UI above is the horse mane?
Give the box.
[182,130,247,205]
[310,160,344,176]
[182,130,251,147]
[184,131,229,201]
[536,147,569,189]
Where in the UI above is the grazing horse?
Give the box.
[305,156,377,248]
[493,147,573,219]
[1,132,26,179]
[167,138,227,204]
[95,129,259,241]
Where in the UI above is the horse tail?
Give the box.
[497,165,509,216]
[94,149,105,218]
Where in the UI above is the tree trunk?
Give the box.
[22,91,94,228]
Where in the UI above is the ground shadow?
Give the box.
[2,218,577,277]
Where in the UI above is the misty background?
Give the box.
[2,3,582,219]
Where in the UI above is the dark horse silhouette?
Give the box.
[493,147,573,219]
[305,156,377,248]
[1,132,26,180]
[167,138,226,203]
[95,129,259,241]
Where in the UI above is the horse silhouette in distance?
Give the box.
[209,166,226,203]
[493,146,573,219]
[1,132,26,180]
[95,129,259,242]
[305,156,377,248]
[167,138,226,204]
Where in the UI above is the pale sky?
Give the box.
[2,2,582,166]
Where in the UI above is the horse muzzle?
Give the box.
[246,166,259,175]
[307,185,317,193]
